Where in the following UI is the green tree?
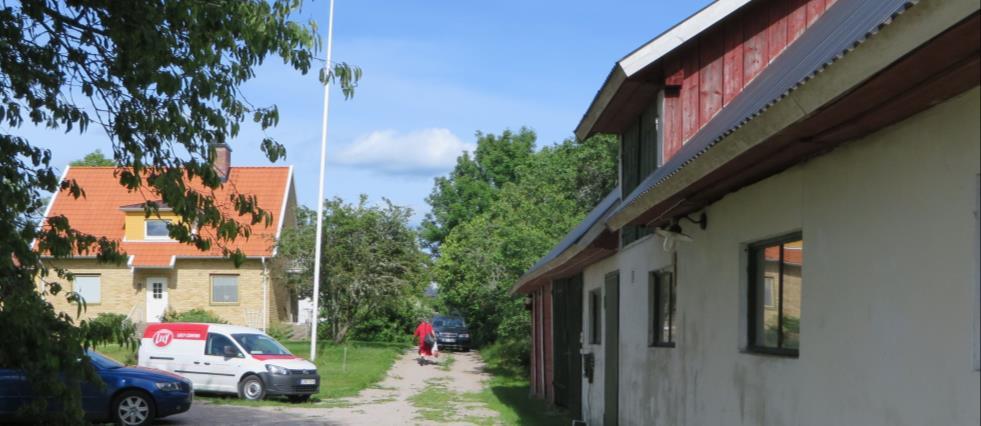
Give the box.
[1,1,359,420]
[432,133,618,348]
[69,149,116,166]
[275,197,429,344]
[421,128,536,251]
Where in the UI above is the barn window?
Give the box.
[589,289,602,344]
[748,233,803,357]
[621,96,663,247]
[649,267,676,347]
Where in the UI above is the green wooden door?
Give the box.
[604,271,619,426]
[552,274,583,416]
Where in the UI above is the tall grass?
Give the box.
[476,341,571,426]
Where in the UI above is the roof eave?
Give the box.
[575,65,627,141]
[608,0,977,230]
[510,200,620,295]
[575,0,755,140]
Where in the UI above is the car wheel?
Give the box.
[287,394,311,403]
[113,390,155,426]
[239,375,266,400]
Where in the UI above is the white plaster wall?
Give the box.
[581,87,981,425]
[581,254,619,426]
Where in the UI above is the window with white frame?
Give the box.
[145,219,171,239]
[211,275,239,304]
[74,275,101,304]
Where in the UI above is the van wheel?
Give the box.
[287,394,311,403]
[113,390,155,426]
[239,375,266,400]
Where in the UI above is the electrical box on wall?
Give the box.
[582,352,595,383]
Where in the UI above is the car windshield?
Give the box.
[434,318,465,328]
[86,350,124,369]
[231,334,291,355]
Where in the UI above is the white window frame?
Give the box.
[74,275,101,304]
[144,219,172,240]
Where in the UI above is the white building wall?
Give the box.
[581,87,981,425]
[581,255,618,425]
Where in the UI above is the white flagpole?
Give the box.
[310,0,336,361]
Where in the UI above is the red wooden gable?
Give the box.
[661,0,836,161]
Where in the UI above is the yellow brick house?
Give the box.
[38,145,297,330]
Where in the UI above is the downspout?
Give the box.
[261,257,269,332]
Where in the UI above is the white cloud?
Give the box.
[334,128,474,175]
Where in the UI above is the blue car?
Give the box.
[0,350,193,425]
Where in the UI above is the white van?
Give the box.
[138,323,319,401]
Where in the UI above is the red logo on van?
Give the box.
[152,329,174,347]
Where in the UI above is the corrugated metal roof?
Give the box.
[617,0,916,214]
[521,187,620,278]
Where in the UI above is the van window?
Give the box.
[232,334,291,356]
[205,333,242,357]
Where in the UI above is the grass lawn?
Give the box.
[95,340,405,407]
[93,343,138,365]
[475,343,571,426]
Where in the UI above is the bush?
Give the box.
[480,335,531,377]
[265,322,293,341]
[162,308,227,324]
[86,312,137,345]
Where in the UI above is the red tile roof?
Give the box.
[764,245,803,266]
[42,166,292,268]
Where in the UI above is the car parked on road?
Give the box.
[138,323,319,402]
[432,315,471,351]
[0,350,193,425]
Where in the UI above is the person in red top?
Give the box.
[414,319,437,364]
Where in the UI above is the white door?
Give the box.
[146,277,168,322]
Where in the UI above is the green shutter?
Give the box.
[640,102,658,180]
[621,121,640,196]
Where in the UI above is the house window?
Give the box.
[649,268,676,347]
[73,275,101,304]
[589,289,602,344]
[211,275,239,304]
[748,233,803,356]
[151,282,164,300]
[145,219,171,239]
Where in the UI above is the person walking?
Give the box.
[414,319,437,365]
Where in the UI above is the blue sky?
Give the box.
[28,0,711,223]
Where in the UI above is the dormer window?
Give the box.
[145,219,171,239]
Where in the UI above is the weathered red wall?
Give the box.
[662,0,835,161]
[528,284,555,401]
